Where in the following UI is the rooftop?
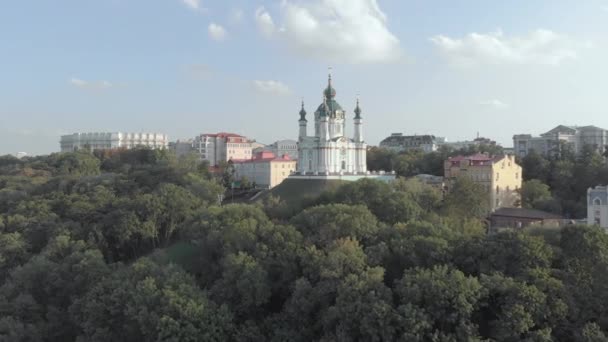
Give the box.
[491,207,563,220]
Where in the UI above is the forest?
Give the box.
[1,148,608,341]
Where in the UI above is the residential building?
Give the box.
[232,151,296,189]
[192,132,252,166]
[380,134,443,153]
[296,73,367,175]
[587,186,608,228]
[489,208,564,232]
[444,153,522,212]
[169,139,194,157]
[514,125,608,157]
[60,132,168,152]
[440,136,497,151]
[252,140,299,161]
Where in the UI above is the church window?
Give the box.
[594,198,602,206]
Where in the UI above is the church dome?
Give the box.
[316,74,343,117]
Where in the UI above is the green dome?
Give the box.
[316,99,343,117]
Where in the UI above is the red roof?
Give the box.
[232,151,293,164]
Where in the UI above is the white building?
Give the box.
[60,132,168,152]
[233,151,296,189]
[253,140,299,161]
[296,74,366,175]
[380,134,443,153]
[588,186,608,228]
[192,132,252,166]
[514,125,608,157]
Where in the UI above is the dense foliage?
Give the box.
[1,149,607,341]
[368,143,608,218]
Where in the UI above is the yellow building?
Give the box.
[444,153,522,211]
[233,151,297,189]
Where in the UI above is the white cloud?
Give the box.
[253,80,290,95]
[431,29,583,67]
[181,0,201,11]
[69,77,113,90]
[208,23,227,41]
[255,7,276,38]
[254,0,402,64]
[479,99,508,109]
[602,5,608,12]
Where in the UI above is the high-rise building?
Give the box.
[514,125,608,157]
[192,132,252,166]
[296,74,366,175]
[60,132,168,152]
[444,153,522,212]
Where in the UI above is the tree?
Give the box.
[394,265,483,341]
[443,176,489,219]
[520,179,552,208]
[290,204,379,247]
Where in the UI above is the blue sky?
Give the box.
[1,0,608,155]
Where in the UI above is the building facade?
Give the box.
[587,186,608,228]
[296,74,366,175]
[380,134,442,153]
[169,139,195,157]
[444,154,522,212]
[252,140,299,161]
[232,151,296,189]
[192,132,252,166]
[60,132,168,152]
[514,125,608,157]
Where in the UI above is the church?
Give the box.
[296,74,367,176]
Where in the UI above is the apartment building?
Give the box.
[60,132,168,152]
[444,153,522,212]
[514,125,608,157]
[232,151,296,189]
[192,132,252,166]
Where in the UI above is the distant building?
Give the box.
[379,133,443,153]
[15,152,28,159]
[514,125,608,158]
[440,137,497,151]
[444,153,522,212]
[192,132,252,166]
[232,151,296,189]
[587,186,608,228]
[490,208,564,231]
[169,139,195,157]
[60,132,168,152]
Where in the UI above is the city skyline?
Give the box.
[2,0,608,155]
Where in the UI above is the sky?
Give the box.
[1,0,608,155]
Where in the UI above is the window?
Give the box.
[594,198,602,206]
[506,186,510,192]
[496,186,500,194]
[495,199,499,207]
[496,172,499,181]
[515,172,519,179]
